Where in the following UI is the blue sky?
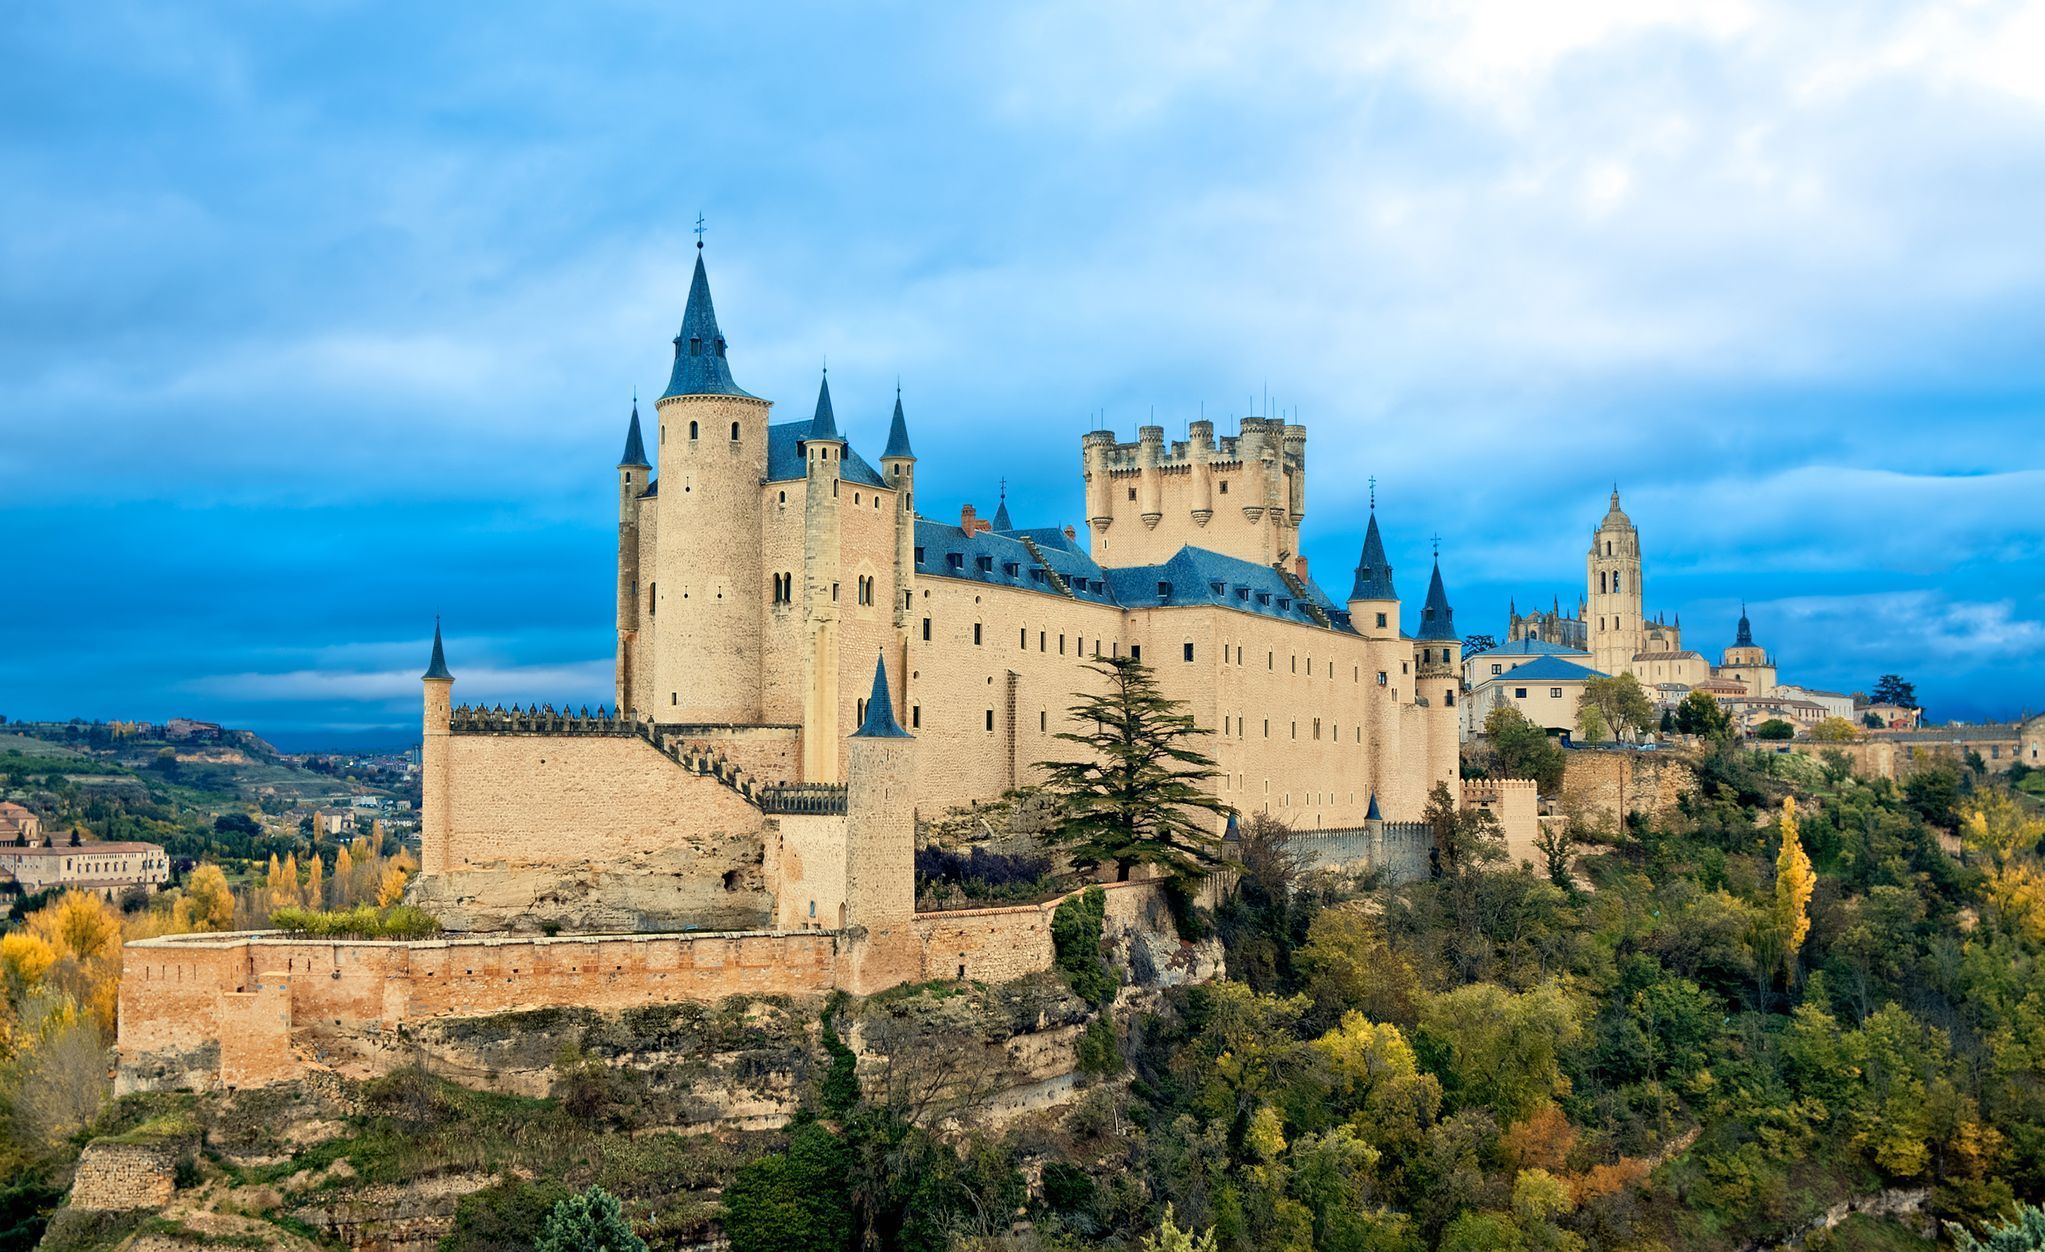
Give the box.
[3,2,2042,749]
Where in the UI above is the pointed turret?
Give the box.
[1366,792,1383,822]
[1417,557,1457,641]
[808,370,841,441]
[882,387,914,460]
[853,653,910,739]
[991,486,1013,532]
[662,248,754,400]
[422,618,453,680]
[618,398,650,468]
[1349,513,1397,602]
[1735,601,1753,647]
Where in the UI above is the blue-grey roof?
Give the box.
[766,421,888,488]
[808,372,840,440]
[1366,792,1382,821]
[618,402,650,468]
[661,251,756,400]
[1106,547,1342,626]
[1483,655,1606,683]
[913,519,1120,605]
[1735,602,1753,647]
[1349,513,1397,602]
[422,619,453,681]
[882,392,914,459]
[1483,638,1589,658]
[1416,559,1456,641]
[852,654,910,739]
[991,495,1014,531]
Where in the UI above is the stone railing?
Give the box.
[1287,821,1432,884]
[1271,564,1334,628]
[449,703,635,735]
[451,705,798,813]
[1015,534,1075,598]
[757,784,849,816]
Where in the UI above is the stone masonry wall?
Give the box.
[1562,751,1697,827]
[68,1139,186,1211]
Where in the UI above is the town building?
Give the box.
[0,831,170,901]
[1465,654,1608,737]
[0,801,40,844]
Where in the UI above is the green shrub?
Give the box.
[268,903,442,939]
[1051,886,1119,1007]
[536,1185,647,1252]
[1076,1011,1121,1076]
[819,1011,861,1118]
[722,1122,854,1252]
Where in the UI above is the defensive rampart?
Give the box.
[1287,821,1432,882]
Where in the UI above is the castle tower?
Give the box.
[648,242,773,724]
[1415,553,1463,788]
[1347,510,1401,810]
[880,388,917,702]
[419,620,453,876]
[1081,415,1306,569]
[1588,488,1643,677]
[615,398,651,715]
[842,653,920,992]
[801,372,846,782]
[1719,601,1777,696]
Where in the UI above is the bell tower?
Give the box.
[1588,488,1644,677]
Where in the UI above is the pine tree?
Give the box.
[1773,797,1815,981]
[536,1185,647,1252]
[1036,657,1229,882]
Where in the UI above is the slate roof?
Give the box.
[1349,513,1397,601]
[808,372,841,440]
[618,401,650,468]
[1480,639,1590,659]
[662,251,755,400]
[422,619,453,681]
[1735,602,1754,647]
[852,654,910,738]
[883,392,914,459]
[766,421,888,488]
[991,496,1014,531]
[1480,655,1605,684]
[911,521,1346,627]
[1416,559,1457,641]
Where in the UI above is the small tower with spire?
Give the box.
[880,384,918,651]
[420,619,454,876]
[801,369,847,782]
[615,395,651,715]
[1346,511,1400,641]
[842,653,920,991]
[646,237,774,726]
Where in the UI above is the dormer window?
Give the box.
[1004,561,1021,577]
[1210,581,1225,595]
[1157,580,1173,599]
[947,553,965,570]
[976,555,993,573]
[1256,592,1271,606]
[715,336,726,357]
[690,336,703,356]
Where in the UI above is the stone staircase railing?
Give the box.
[1017,535,1076,598]
[1271,564,1334,628]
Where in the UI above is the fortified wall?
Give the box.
[117,879,1169,1093]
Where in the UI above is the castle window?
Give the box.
[1157,580,1172,599]
[1377,671,1388,686]
[1128,487,1137,500]
[1445,691,1455,707]
[1131,645,1141,661]
[779,490,787,504]
[857,698,867,723]
[1263,719,1270,737]
[973,623,982,645]
[832,582,839,600]
[1375,612,1387,628]
[921,617,931,640]
[1291,722,1297,739]
[1515,687,1528,699]
[947,553,964,569]
[689,421,699,440]
[985,709,994,731]
[1312,718,1321,740]
[1059,634,1066,654]
[1268,651,1274,670]
[1606,540,1613,555]
[648,583,656,615]
[1040,711,1047,731]
[1291,655,1297,674]
[911,705,921,728]
[1551,688,1563,699]
[976,555,993,572]
[914,546,926,563]
[1020,626,1028,648]
[1219,480,1229,494]
[715,336,725,357]
[731,421,741,441]
[1183,642,1194,662]
[691,336,702,355]
[1491,663,1502,675]
[1040,631,1047,651]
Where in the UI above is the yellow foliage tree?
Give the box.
[173,864,237,932]
[28,890,122,967]
[1773,798,1815,980]
[0,931,58,996]
[305,852,325,910]
[1964,793,2045,940]
[376,864,410,908]
[333,844,356,901]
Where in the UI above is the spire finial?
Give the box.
[1368,475,1377,510]
[1430,532,1442,559]
[694,212,705,249]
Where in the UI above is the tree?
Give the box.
[1417,981,1584,1125]
[1037,657,1229,881]
[1872,674,1917,708]
[1754,719,1794,741]
[212,811,260,838]
[1660,708,1675,736]
[1810,716,1862,742]
[1423,782,1506,879]
[1582,673,1655,741]
[1771,798,1815,983]
[1463,633,1498,656]
[723,1124,854,1252]
[1483,706,1566,793]
[1864,712,1885,730]
[1673,690,1732,741]
[1963,793,2045,941]
[1819,749,1855,788]
[174,864,235,932]
[1141,1204,1219,1252]
[1952,1202,2045,1251]
[537,1185,648,1252]
[1574,704,1608,745]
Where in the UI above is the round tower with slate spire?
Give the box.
[1415,553,1462,785]
[881,386,917,657]
[841,653,922,992]
[615,397,651,714]
[650,242,773,725]
[420,620,454,876]
[801,370,846,781]
[1347,508,1403,815]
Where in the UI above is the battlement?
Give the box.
[1082,418,1308,569]
[1082,416,1306,475]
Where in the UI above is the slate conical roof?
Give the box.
[992,489,1013,532]
[1417,557,1457,641]
[1366,792,1383,821]
[882,389,914,459]
[1349,513,1397,602]
[808,371,841,440]
[422,618,453,681]
[1735,602,1753,647]
[852,653,910,738]
[618,400,650,468]
[661,250,755,400]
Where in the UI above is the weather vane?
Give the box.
[1430,532,1442,557]
[694,213,706,249]
[1368,475,1377,510]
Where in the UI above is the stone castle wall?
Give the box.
[1287,822,1433,882]
[118,882,1169,1093]
[1561,751,1697,827]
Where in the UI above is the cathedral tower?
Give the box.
[1588,489,1643,677]
[648,244,773,724]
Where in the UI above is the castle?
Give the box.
[116,242,1481,1091]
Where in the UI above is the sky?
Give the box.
[2,1,2042,750]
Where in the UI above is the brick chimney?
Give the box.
[959,503,990,535]
[1064,525,1077,542]
[1293,554,1310,581]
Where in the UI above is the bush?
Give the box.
[267,904,441,939]
[722,1122,854,1252]
[1755,719,1795,741]
[914,846,1055,904]
[1051,886,1120,1007]
[1076,1011,1121,1076]
[819,1008,861,1118]
[444,1177,575,1252]
[537,1185,647,1252]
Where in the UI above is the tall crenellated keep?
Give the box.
[1083,415,1305,569]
